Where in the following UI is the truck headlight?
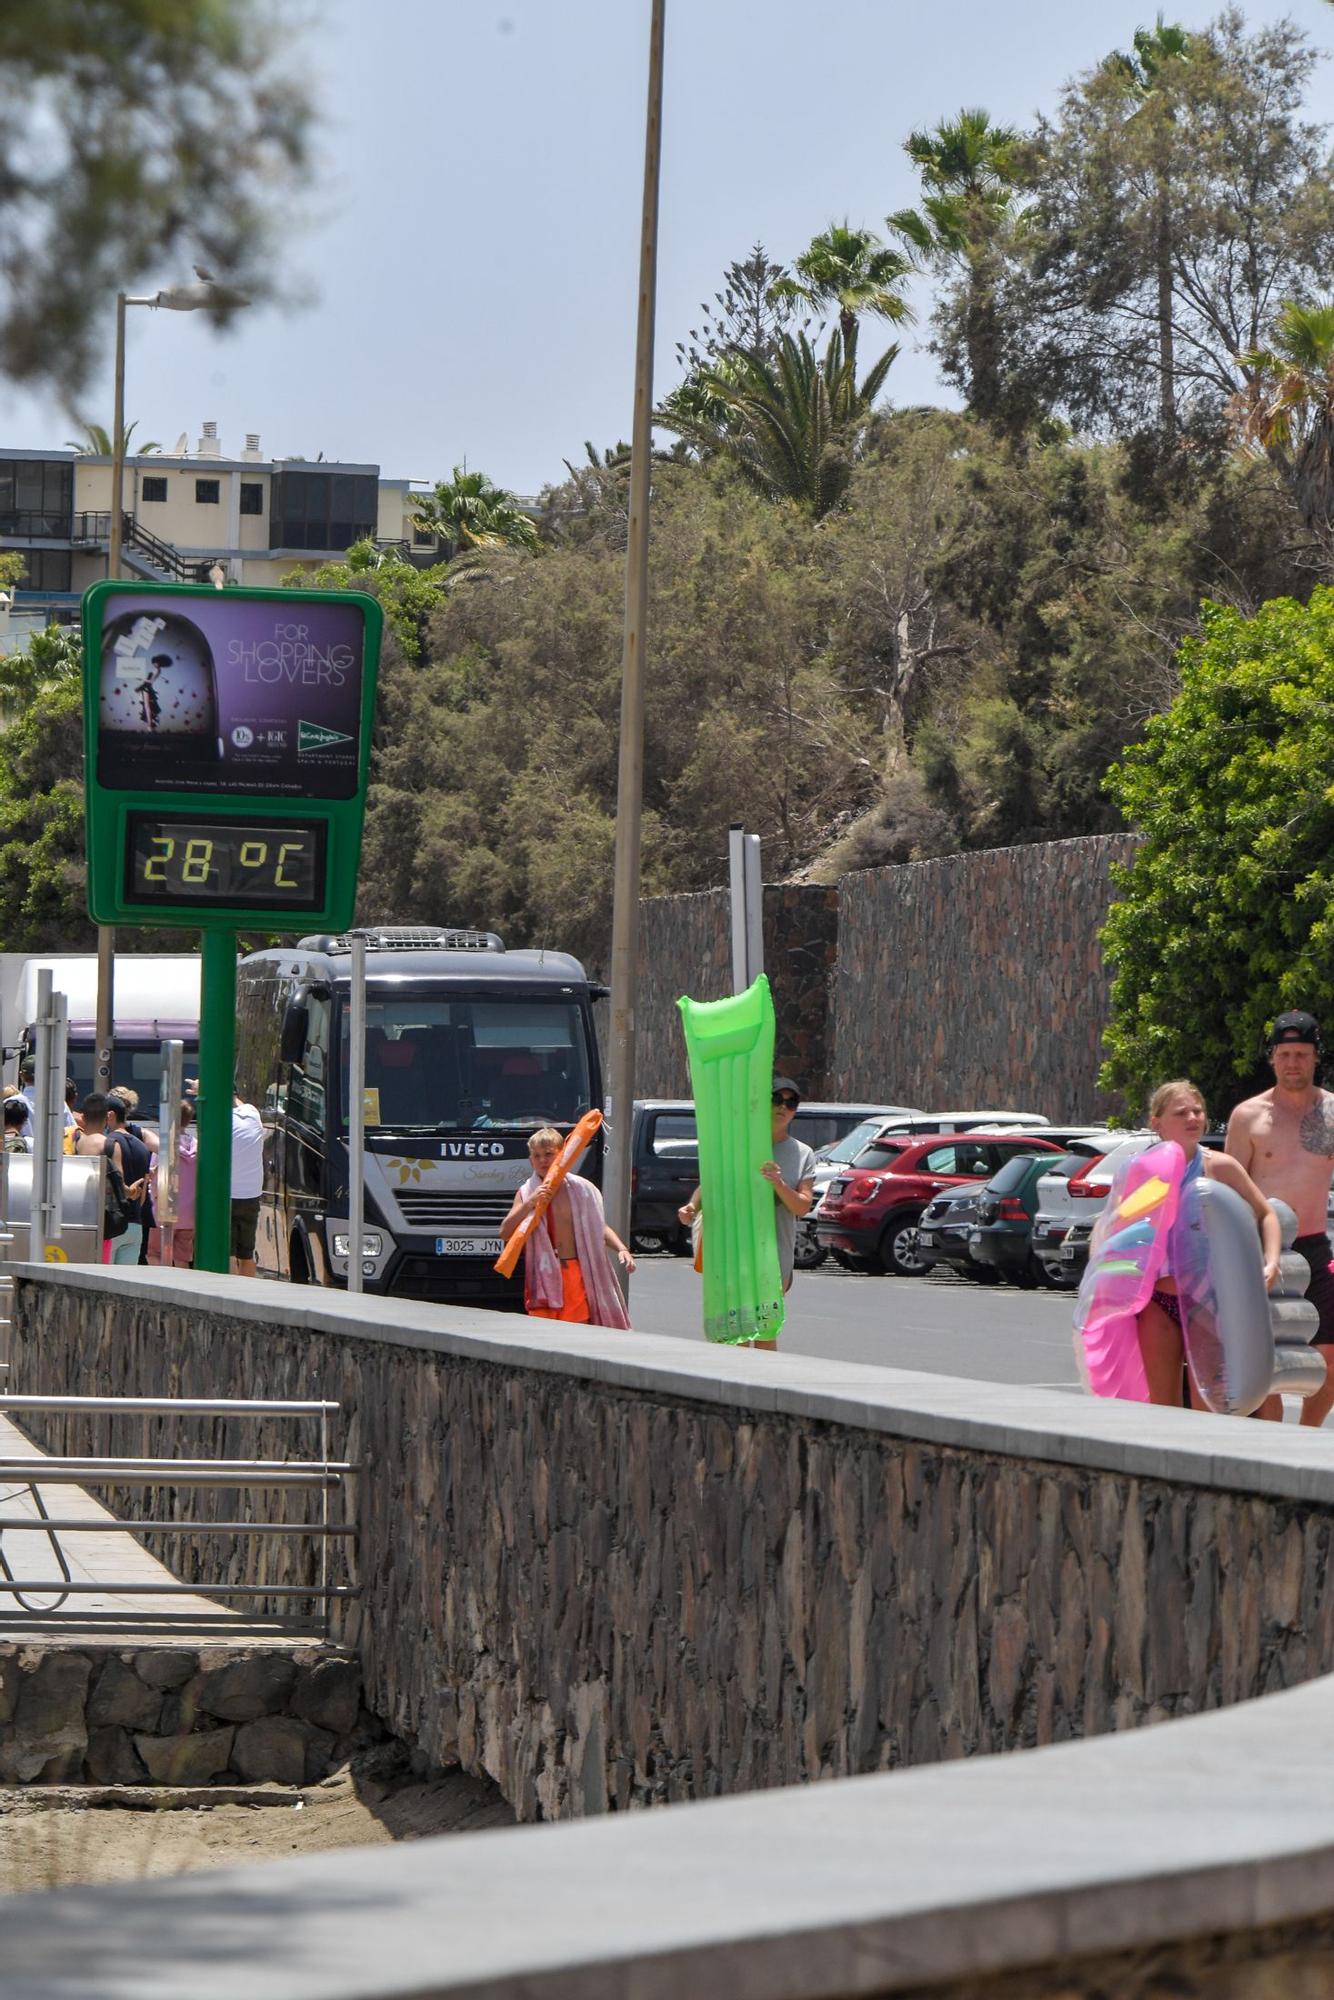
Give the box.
[332,1230,383,1258]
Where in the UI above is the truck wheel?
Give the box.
[290,1236,312,1284]
[831,1247,874,1273]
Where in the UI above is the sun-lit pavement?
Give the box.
[626,1257,1084,1388]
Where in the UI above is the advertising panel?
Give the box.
[93,591,368,799]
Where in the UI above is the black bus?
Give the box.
[235,925,604,1307]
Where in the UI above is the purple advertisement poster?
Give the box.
[95,590,369,799]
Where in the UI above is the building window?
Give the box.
[412,524,435,548]
[0,547,72,592]
[0,458,73,539]
[141,476,168,503]
[268,469,378,552]
[239,482,264,516]
[195,479,220,505]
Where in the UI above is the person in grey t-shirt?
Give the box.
[678,1073,816,1352]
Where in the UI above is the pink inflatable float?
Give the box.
[1074,1140,1182,1404]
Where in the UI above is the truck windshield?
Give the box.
[339,994,593,1133]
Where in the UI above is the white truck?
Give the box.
[0,952,201,1124]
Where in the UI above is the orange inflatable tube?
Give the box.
[493,1109,604,1279]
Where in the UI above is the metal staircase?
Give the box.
[71,511,216,584]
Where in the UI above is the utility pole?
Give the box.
[603,0,665,1263]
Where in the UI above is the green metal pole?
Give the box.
[195,928,237,1273]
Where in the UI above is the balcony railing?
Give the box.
[0,510,75,542]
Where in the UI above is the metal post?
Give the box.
[94,926,115,1096]
[195,930,236,1273]
[603,0,666,1255]
[744,832,763,988]
[346,935,366,1295]
[29,971,67,1264]
[109,292,127,581]
[157,1039,184,1267]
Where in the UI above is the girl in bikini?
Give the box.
[1138,1080,1281,1406]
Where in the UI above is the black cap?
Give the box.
[1270,1010,1321,1048]
[772,1075,802,1103]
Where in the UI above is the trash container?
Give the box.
[0,1154,106,1264]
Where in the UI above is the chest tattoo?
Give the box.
[1299,1098,1334,1158]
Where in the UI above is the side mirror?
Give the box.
[280,997,309,1066]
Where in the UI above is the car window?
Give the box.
[855,1141,907,1168]
[649,1113,697,1159]
[793,1113,842,1151]
[820,1118,884,1164]
[922,1143,986,1174]
[987,1153,1039,1195]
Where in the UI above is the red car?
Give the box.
[815,1130,1063,1276]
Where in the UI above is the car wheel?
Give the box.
[669,1229,693,1257]
[1037,1255,1078,1290]
[631,1231,665,1255]
[966,1265,1002,1285]
[831,1247,875,1273]
[880,1211,929,1278]
[1012,1256,1041,1291]
[793,1235,828,1271]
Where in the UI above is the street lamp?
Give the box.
[108,281,251,577]
[603,0,666,1273]
[98,278,252,1096]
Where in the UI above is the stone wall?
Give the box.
[11,1270,1334,1826]
[635,884,839,1097]
[0,1642,364,1786]
[635,834,1140,1120]
[826,834,1140,1121]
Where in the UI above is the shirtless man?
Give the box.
[1226,1011,1334,1426]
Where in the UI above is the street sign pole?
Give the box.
[157,1038,184,1268]
[30,970,68,1264]
[346,935,367,1295]
[195,928,237,1274]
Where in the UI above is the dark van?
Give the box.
[628,1098,903,1253]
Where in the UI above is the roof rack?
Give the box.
[297,927,505,954]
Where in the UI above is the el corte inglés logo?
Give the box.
[298,720,355,754]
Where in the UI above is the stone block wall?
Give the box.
[0,1642,365,1786]
[826,834,1141,1122]
[12,1274,1334,1825]
[634,834,1141,1120]
[635,884,840,1097]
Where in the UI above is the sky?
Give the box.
[6,0,1334,494]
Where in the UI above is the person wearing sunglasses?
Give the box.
[678,1075,816,1347]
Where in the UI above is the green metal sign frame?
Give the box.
[82,579,383,1273]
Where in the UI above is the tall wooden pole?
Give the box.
[603,0,665,1271]
[96,292,129,1096]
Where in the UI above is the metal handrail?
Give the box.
[0,1580,357,1599]
[0,1388,353,1631]
[0,1396,340,1416]
[0,1462,347,1486]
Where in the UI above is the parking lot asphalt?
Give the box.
[625,1255,1085,1390]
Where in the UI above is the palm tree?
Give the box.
[1101,18,1194,445]
[63,420,160,455]
[769,224,913,352]
[1233,299,1334,532]
[656,327,897,518]
[411,466,540,555]
[888,109,1031,424]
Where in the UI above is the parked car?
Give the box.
[629,1098,906,1255]
[796,1107,925,1269]
[968,1152,1063,1287]
[1030,1133,1136,1288]
[815,1130,1063,1276]
[1057,1132,1227,1281]
[916,1184,994,1281]
[862,1110,1050,1137]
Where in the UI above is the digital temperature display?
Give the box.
[124,812,327,912]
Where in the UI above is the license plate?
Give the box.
[436,1236,503,1257]
[1061,1243,1079,1262]
[918,1230,935,1247]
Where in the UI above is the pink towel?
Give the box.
[520,1173,630,1330]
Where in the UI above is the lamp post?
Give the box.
[603,0,665,1273]
[98,279,252,1094]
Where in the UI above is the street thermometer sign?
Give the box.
[83,578,383,1271]
[83,579,382,931]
